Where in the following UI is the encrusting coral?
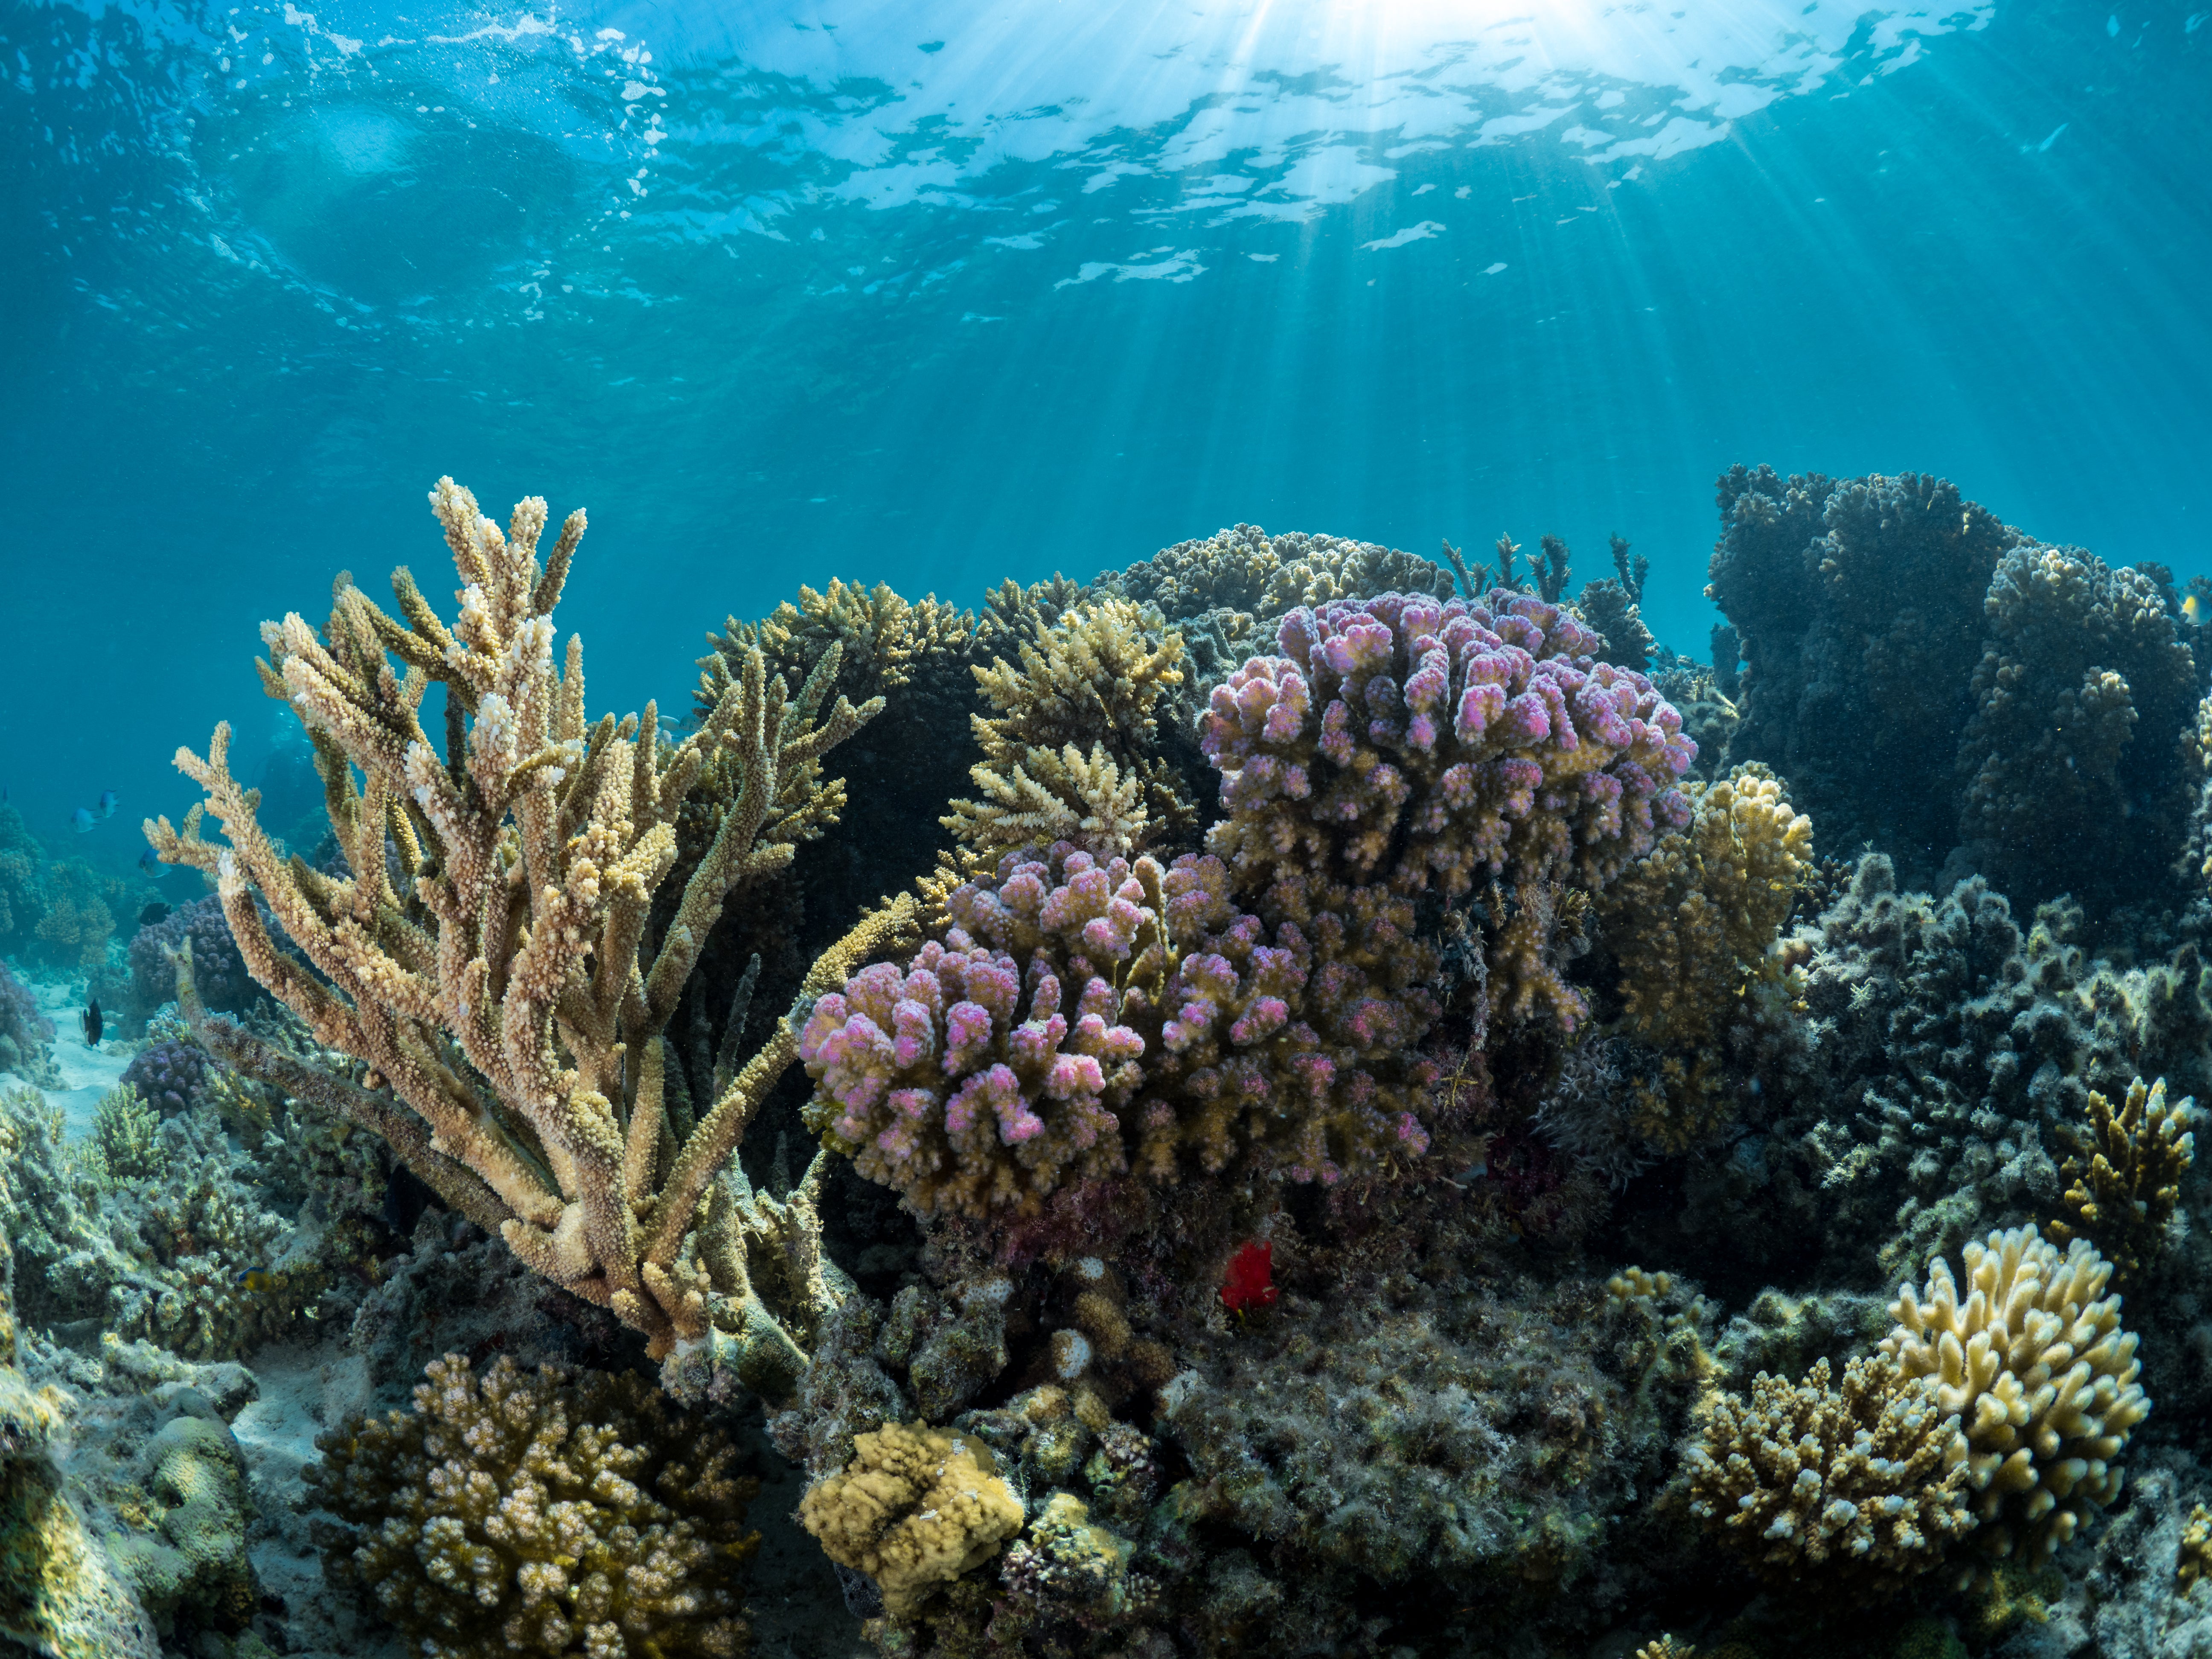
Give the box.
[2047,1077,2195,1284]
[1881,1224,2150,1573]
[797,1419,1024,1620]
[801,844,1439,1217]
[1687,1353,1973,1592]
[145,477,911,1396]
[305,1351,758,1659]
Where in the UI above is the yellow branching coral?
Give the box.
[946,599,1193,867]
[2047,1077,2195,1283]
[1881,1224,2151,1572]
[146,477,910,1391]
[798,1420,1024,1620]
[1256,530,1457,614]
[704,576,977,710]
[1597,764,1813,1148]
[1688,1354,1973,1592]
[1634,1640,1696,1659]
[306,1352,757,1659]
[2180,1502,2212,1590]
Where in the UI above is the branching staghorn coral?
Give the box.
[1595,765,1813,1149]
[703,576,978,712]
[802,845,1440,1217]
[146,478,909,1391]
[1881,1224,2150,1572]
[306,1352,757,1659]
[1687,1353,1973,1592]
[2047,1077,2195,1284]
[946,600,1193,868]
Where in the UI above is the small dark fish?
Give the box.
[97,790,119,819]
[381,1163,438,1236]
[139,901,171,927]
[71,807,95,833]
[80,1001,103,1048]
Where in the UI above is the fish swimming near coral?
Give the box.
[236,1268,279,1295]
[98,790,119,819]
[71,806,95,832]
[138,901,170,927]
[80,1000,102,1048]
[138,847,162,874]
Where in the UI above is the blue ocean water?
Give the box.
[3,0,2208,868]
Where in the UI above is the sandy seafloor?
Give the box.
[2,959,873,1659]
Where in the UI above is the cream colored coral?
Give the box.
[1687,1353,1972,1590]
[2049,1077,2195,1283]
[798,1420,1024,1619]
[1881,1224,2151,1568]
[146,478,908,1382]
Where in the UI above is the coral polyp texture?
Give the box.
[797,1419,1024,1620]
[801,844,1439,1217]
[305,1353,757,1658]
[1687,1353,1973,1592]
[1199,590,1695,905]
[2048,1076,2195,1282]
[1880,1225,2150,1571]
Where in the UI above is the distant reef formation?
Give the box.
[4,469,2212,1658]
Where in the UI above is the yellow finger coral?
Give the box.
[2048,1077,2195,1284]
[797,1420,1025,1619]
[1687,1353,1973,1591]
[1880,1224,2150,1572]
[1597,764,1813,1149]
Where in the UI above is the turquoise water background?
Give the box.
[3,0,2207,864]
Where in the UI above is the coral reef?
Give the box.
[126,895,252,1025]
[1881,1224,2150,1571]
[944,598,1191,867]
[1705,467,2019,874]
[147,477,908,1393]
[1594,764,1813,1150]
[797,1419,1024,1620]
[0,955,59,1086]
[1958,541,2200,907]
[1201,590,1694,907]
[119,1039,218,1118]
[1687,1353,1972,1592]
[801,844,1439,1217]
[2047,1076,2195,1283]
[306,1351,758,1658]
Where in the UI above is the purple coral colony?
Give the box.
[9,467,2212,1659]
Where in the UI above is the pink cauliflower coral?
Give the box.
[1202,590,1696,902]
[801,846,1441,1217]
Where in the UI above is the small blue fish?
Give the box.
[139,848,162,874]
[98,790,119,819]
[71,807,95,833]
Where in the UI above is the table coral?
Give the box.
[2048,1077,2195,1284]
[306,1352,757,1658]
[801,844,1440,1217]
[1880,1224,2150,1572]
[1687,1353,1973,1592]
[797,1419,1023,1620]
